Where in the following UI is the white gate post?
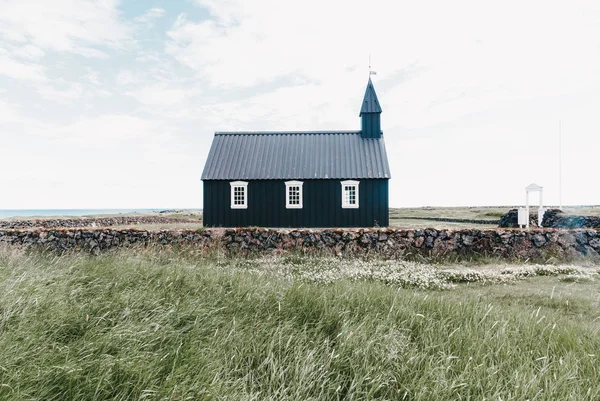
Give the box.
[538,189,544,228]
[525,183,544,229]
[526,191,530,229]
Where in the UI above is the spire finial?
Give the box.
[368,53,377,77]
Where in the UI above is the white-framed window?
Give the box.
[230,181,248,209]
[341,180,359,209]
[285,181,303,209]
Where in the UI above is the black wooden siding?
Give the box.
[203,179,389,228]
[361,114,381,139]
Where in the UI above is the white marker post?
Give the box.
[518,207,528,230]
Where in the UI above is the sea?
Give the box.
[0,209,202,219]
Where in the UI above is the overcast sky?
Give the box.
[1,0,599,209]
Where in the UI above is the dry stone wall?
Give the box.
[500,208,600,229]
[1,227,599,261]
[542,209,600,229]
[0,229,213,254]
[0,216,200,230]
[499,209,538,228]
[223,228,600,260]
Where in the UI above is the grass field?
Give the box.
[3,206,600,230]
[389,205,600,229]
[390,205,600,220]
[390,206,511,221]
[1,247,599,400]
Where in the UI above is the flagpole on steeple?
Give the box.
[369,54,377,77]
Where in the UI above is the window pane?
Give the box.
[288,186,300,205]
[234,186,245,205]
[344,185,356,205]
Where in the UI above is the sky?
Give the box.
[1,0,599,209]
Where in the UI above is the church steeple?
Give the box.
[359,77,382,138]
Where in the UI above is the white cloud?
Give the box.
[84,68,101,86]
[2,0,600,209]
[127,84,189,106]
[161,0,600,208]
[199,81,358,131]
[171,0,600,104]
[116,69,141,87]
[0,0,132,56]
[0,54,46,81]
[135,7,166,24]
[0,99,20,122]
[169,1,446,87]
[76,47,110,59]
[37,115,153,146]
[36,81,84,102]
[11,44,45,60]
[0,114,200,209]
[33,75,114,103]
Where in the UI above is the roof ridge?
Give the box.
[215,130,362,136]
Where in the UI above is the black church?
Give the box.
[201,78,391,228]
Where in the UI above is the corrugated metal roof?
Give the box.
[201,131,391,180]
[360,78,382,116]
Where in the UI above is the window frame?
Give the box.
[285,180,303,209]
[341,180,359,209]
[230,181,248,209]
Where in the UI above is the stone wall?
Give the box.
[0,228,213,254]
[223,228,600,260]
[542,209,600,229]
[0,216,200,230]
[498,209,538,228]
[500,208,600,229]
[1,227,599,261]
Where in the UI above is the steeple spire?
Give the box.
[359,77,382,138]
[360,77,382,116]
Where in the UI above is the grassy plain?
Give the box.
[86,205,600,229]
[1,247,599,400]
[3,206,600,230]
[390,205,600,220]
[389,205,600,229]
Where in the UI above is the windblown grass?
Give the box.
[0,247,599,400]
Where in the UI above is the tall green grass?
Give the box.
[0,247,598,400]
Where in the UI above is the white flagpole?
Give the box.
[368,54,377,76]
[559,120,563,210]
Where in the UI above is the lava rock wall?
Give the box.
[1,227,599,261]
[0,216,199,230]
[542,209,600,229]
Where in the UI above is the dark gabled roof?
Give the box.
[201,131,391,180]
[359,78,382,116]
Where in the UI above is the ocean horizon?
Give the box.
[0,209,202,219]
